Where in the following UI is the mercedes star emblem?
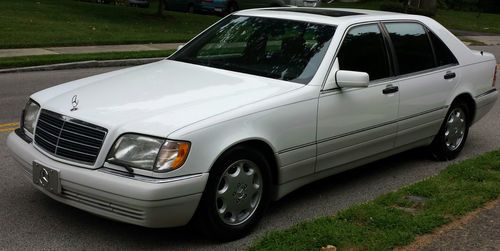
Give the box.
[39,168,49,187]
[71,95,79,111]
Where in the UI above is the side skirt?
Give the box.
[272,136,434,201]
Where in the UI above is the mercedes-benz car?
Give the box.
[7,8,497,241]
[199,0,321,14]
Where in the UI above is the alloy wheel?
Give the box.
[444,107,466,151]
[215,159,263,226]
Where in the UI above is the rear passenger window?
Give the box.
[337,24,391,81]
[385,23,435,75]
[429,31,458,66]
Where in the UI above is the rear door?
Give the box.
[382,22,460,147]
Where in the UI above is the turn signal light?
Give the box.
[172,142,190,169]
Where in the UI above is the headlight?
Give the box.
[107,134,190,173]
[22,99,41,136]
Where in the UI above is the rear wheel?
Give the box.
[194,146,271,241]
[430,101,470,160]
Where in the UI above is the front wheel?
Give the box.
[194,146,271,241]
[430,101,470,160]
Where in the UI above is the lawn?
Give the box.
[436,9,500,34]
[324,1,500,34]
[250,150,500,250]
[0,0,219,48]
[0,50,175,69]
[1,0,498,54]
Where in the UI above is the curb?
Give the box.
[0,57,164,74]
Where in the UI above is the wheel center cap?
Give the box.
[234,183,248,200]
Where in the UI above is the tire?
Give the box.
[194,146,272,241]
[430,101,470,160]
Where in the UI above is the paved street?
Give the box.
[0,48,499,250]
[0,43,183,58]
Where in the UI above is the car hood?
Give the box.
[35,60,303,137]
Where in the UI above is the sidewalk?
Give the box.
[406,199,500,251]
[1,34,500,59]
[421,203,500,250]
[460,36,500,46]
[0,43,184,58]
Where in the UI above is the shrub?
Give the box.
[380,1,436,17]
[380,1,405,13]
[407,6,437,16]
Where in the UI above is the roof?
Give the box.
[236,7,408,26]
[268,8,363,17]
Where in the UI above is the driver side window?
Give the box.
[337,24,391,81]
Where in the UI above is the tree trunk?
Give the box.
[407,0,419,8]
[157,0,164,16]
[420,0,437,10]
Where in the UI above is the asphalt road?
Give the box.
[0,48,499,250]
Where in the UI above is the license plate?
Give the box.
[214,8,223,12]
[33,162,61,194]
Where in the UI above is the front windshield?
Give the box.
[170,15,336,84]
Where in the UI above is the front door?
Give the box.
[316,23,399,172]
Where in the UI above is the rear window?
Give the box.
[428,31,458,66]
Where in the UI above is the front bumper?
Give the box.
[6,131,208,228]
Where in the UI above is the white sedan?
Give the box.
[7,8,498,240]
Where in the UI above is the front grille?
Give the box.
[34,109,107,165]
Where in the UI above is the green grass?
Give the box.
[436,9,500,34]
[250,150,500,250]
[0,50,174,69]
[1,0,498,50]
[324,1,500,34]
[0,0,219,48]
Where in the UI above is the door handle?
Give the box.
[444,72,456,80]
[383,85,399,94]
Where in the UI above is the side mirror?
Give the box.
[177,44,185,51]
[335,70,370,88]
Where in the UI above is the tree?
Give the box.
[420,0,437,10]
[157,0,165,16]
[407,0,436,9]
